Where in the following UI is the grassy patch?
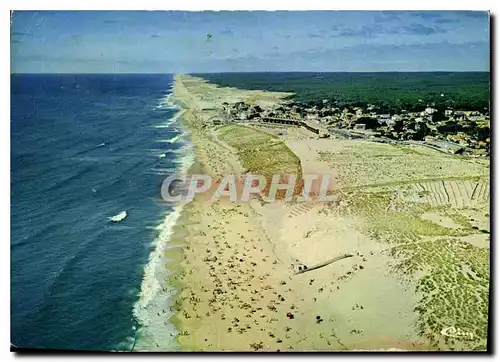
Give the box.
[217,125,303,196]
[344,192,473,243]
[342,189,489,350]
[389,239,489,351]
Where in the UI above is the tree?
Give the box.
[474,126,490,142]
[412,122,430,140]
[393,119,405,133]
[355,116,380,129]
[437,121,464,134]
[431,111,448,123]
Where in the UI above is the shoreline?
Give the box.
[132,76,227,351]
[166,75,304,351]
[161,75,422,351]
[153,75,423,352]
[136,74,490,352]
[132,93,196,351]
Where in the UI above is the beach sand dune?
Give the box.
[153,75,490,351]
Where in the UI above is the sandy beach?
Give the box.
[143,75,491,352]
[9,11,490,353]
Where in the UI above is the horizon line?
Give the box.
[11,70,490,75]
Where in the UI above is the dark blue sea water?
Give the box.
[11,74,184,351]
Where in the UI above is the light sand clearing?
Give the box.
[280,137,489,351]
[252,200,425,350]
[156,75,490,352]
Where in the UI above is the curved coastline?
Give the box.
[133,74,489,352]
[132,97,196,351]
[163,74,306,351]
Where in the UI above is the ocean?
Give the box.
[11,74,188,351]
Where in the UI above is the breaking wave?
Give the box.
[132,104,194,351]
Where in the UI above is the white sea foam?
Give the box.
[108,210,127,222]
[154,148,184,159]
[132,98,194,351]
[154,94,179,111]
[146,168,178,175]
[152,124,171,129]
[150,148,182,154]
[134,209,182,310]
[132,204,186,351]
[158,134,182,144]
[152,111,182,129]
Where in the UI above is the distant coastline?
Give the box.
[150,74,489,351]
